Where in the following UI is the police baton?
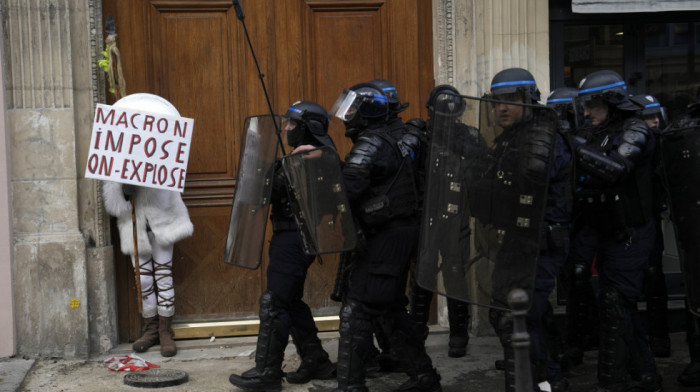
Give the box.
[331,251,352,302]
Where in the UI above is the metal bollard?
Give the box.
[508,288,533,392]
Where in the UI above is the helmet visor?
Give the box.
[330,89,361,122]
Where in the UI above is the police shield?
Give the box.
[416,93,557,310]
[281,146,356,255]
[660,122,700,315]
[224,115,281,269]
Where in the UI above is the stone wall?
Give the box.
[3,0,115,358]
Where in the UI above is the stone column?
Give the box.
[431,0,550,336]
[72,0,120,356]
[0,18,14,358]
[2,0,114,358]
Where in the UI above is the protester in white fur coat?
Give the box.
[102,181,193,256]
[102,180,193,357]
[100,93,194,357]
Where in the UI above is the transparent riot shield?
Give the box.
[224,115,281,269]
[660,123,700,315]
[416,93,557,310]
[281,146,356,255]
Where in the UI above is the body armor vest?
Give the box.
[353,125,418,229]
[576,118,654,232]
[470,117,556,229]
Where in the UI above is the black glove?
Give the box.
[122,184,137,197]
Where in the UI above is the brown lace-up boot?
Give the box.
[159,316,177,357]
[132,316,159,352]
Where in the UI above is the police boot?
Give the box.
[446,297,469,358]
[595,286,633,392]
[644,266,670,358]
[365,343,381,376]
[334,300,373,392]
[628,373,662,392]
[559,262,596,371]
[549,378,571,392]
[394,369,442,392]
[158,315,177,357]
[409,276,433,341]
[374,317,405,373]
[383,310,442,392]
[132,316,159,352]
[678,309,700,387]
[286,341,336,384]
[229,291,287,392]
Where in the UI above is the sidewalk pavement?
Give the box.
[1,328,695,392]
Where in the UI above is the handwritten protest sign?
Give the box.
[85,103,194,192]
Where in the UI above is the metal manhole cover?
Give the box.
[123,368,189,388]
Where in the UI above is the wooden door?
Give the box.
[103,0,433,342]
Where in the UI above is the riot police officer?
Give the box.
[330,83,441,392]
[659,91,700,387]
[228,101,337,391]
[572,70,662,391]
[364,78,417,372]
[483,68,572,392]
[546,87,580,132]
[407,84,476,358]
[548,86,601,372]
[630,93,671,358]
[632,94,665,131]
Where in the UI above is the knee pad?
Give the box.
[571,262,592,286]
[643,266,667,299]
[489,309,513,347]
[339,299,373,336]
[260,290,287,321]
[598,285,633,327]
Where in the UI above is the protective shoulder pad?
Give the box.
[617,117,650,160]
[345,133,383,170]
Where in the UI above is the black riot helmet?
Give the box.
[546,87,578,112]
[547,87,580,129]
[630,94,662,117]
[370,78,409,115]
[283,100,335,149]
[577,70,638,111]
[330,82,389,139]
[490,68,541,103]
[426,84,466,118]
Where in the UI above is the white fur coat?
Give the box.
[102,181,194,256]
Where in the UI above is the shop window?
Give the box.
[645,22,700,122]
[563,24,623,88]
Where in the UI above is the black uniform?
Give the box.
[406,114,476,358]
[336,119,441,392]
[664,102,700,387]
[572,70,661,392]
[229,101,337,391]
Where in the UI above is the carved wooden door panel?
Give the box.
[103,0,433,341]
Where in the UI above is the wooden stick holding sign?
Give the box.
[130,198,143,314]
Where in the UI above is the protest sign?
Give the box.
[85,103,194,192]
